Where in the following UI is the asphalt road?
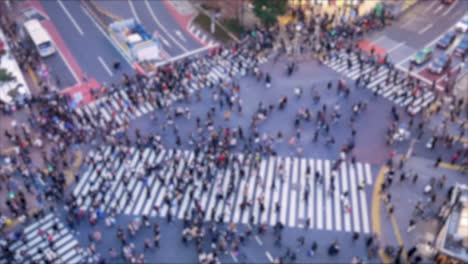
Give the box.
[4,1,466,263]
[366,0,467,64]
[40,0,134,86]
[95,0,202,56]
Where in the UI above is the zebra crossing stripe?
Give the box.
[133,150,158,215]
[349,164,361,233]
[73,148,375,233]
[177,152,195,219]
[323,51,434,114]
[233,155,247,223]
[262,156,275,224]
[341,163,351,232]
[325,160,333,231]
[268,158,279,226]
[316,159,323,229]
[243,159,256,224]
[308,159,315,229]
[281,158,290,226]
[7,216,85,264]
[357,163,370,234]
[289,158,298,228]
[368,70,389,89]
[142,149,167,216]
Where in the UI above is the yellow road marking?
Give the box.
[439,162,466,171]
[27,66,38,86]
[1,146,18,155]
[64,149,83,187]
[386,203,409,264]
[372,166,390,263]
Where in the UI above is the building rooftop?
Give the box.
[437,184,468,263]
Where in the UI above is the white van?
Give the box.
[23,19,56,57]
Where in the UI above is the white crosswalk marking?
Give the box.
[308,159,315,229]
[341,163,351,232]
[281,158,291,225]
[316,159,324,229]
[1,214,87,264]
[298,158,306,227]
[325,160,333,230]
[73,147,375,233]
[349,164,361,233]
[289,158,298,227]
[323,51,435,114]
[72,51,268,130]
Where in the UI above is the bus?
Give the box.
[23,19,55,57]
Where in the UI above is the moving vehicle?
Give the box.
[411,48,433,65]
[23,19,55,57]
[108,19,162,73]
[455,14,468,33]
[437,31,456,49]
[453,35,468,56]
[429,53,451,74]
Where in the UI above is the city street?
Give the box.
[0,0,467,264]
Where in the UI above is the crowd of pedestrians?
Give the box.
[0,3,467,264]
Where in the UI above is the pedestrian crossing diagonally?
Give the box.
[71,51,268,131]
[0,214,87,264]
[323,53,435,114]
[73,146,375,233]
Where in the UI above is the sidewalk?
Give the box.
[0,29,30,104]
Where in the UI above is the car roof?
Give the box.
[420,48,432,53]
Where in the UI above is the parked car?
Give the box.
[455,14,468,33]
[429,53,451,74]
[453,35,468,56]
[437,31,456,49]
[412,48,433,65]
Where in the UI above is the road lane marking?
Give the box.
[433,4,444,15]
[97,56,113,76]
[57,0,84,36]
[160,36,170,47]
[80,6,133,67]
[128,0,141,23]
[175,30,187,42]
[398,22,459,68]
[442,0,458,16]
[144,0,188,52]
[230,252,238,263]
[152,44,218,68]
[418,23,433,35]
[254,235,263,245]
[372,35,386,44]
[423,1,438,13]
[388,42,406,54]
[265,252,273,263]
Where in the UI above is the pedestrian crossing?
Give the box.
[0,214,87,264]
[188,25,218,47]
[73,146,375,233]
[71,50,268,130]
[323,52,435,114]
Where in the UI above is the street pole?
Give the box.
[210,12,215,34]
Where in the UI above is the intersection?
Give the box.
[0,0,467,264]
